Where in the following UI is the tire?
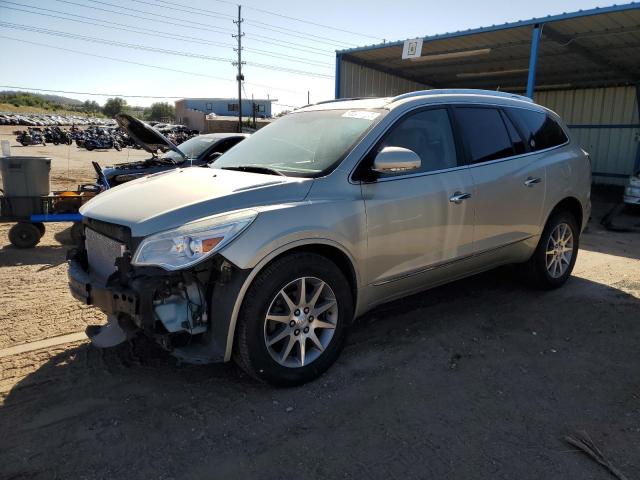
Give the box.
[8,222,41,249]
[20,140,28,147]
[234,253,353,386]
[85,143,95,151]
[114,143,122,151]
[33,222,46,237]
[522,210,579,289]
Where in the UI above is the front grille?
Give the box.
[83,217,132,247]
[85,227,125,280]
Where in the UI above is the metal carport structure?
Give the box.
[335,3,640,184]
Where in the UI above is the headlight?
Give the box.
[131,210,257,270]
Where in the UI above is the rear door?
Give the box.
[452,105,547,253]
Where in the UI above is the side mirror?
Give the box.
[372,146,421,174]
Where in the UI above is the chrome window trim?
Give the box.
[347,100,570,184]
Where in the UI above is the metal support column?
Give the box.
[634,83,640,172]
[335,53,342,99]
[526,24,542,99]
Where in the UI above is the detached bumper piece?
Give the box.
[85,315,136,348]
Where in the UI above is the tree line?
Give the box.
[1,91,175,121]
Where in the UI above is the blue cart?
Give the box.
[0,189,94,248]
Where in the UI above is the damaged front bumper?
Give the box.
[67,242,249,364]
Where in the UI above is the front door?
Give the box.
[360,107,475,292]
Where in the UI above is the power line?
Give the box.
[0,35,309,94]
[42,0,336,55]
[0,3,334,64]
[0,22,334,77]
[131,0,234,21]
[50,0,234,36]
[59,0,344,53]
[175,0,383,42]
[132,0,356,48]
[0,85,185,99]
[0,4,228,47]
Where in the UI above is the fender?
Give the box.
[220,237,361,362]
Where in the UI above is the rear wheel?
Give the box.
[234,253,352,386]
[8,222,41,248]
[522,211,579,289]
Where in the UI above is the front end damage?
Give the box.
[67,219,248,364]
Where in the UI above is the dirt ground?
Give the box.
[1,126,639,479]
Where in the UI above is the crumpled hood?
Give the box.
[81,167,313,237]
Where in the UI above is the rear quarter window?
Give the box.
[505,107,568,151]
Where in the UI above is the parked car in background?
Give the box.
[69,90,591,386]
[93,114,248,187]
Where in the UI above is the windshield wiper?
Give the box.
[220,165,284,176]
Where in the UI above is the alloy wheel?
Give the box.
[545,222,574,278]
[263,276,338,368]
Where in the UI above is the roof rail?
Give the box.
[390,89,533,103]
[308,97,377,107]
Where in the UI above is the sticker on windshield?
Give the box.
[341,110,380,120]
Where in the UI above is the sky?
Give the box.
[0,0,623,113]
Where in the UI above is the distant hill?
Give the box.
[0,90,83,108]
[38,93,83,106]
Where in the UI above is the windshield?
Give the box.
[212,109,386,177]
[162,135,218,162]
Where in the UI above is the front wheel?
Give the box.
[522,211,579,289]
[234,253,353,386]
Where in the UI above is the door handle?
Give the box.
[449,192,472,204]
[524,176,542,187]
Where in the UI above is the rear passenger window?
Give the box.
[506,108,568,151]
[454,107,514,164]
[380,108,458,175]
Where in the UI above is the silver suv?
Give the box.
[68,89,591,385]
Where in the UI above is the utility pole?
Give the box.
[232,5,245,133]
[307,90,310,104]
[252,93,256,128]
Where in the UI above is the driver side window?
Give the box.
[379,108,458,176]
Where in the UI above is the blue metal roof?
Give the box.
[337,2,640,55]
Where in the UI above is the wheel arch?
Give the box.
[547,196,584,230]
[222,239,360,362]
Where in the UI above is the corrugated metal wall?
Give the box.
[536,87,639,185]
[338,59,428,98]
